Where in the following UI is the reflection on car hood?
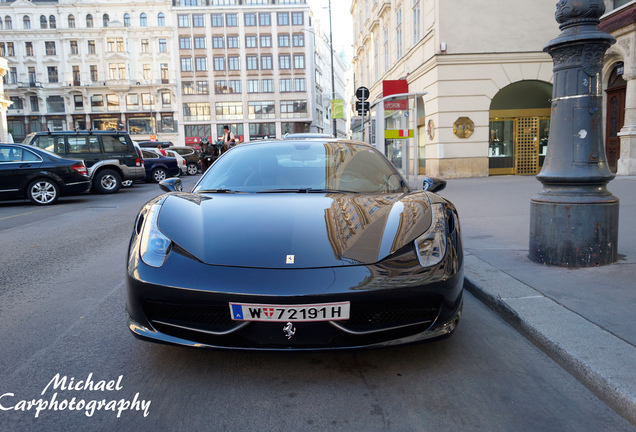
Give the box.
[157,192,432,269]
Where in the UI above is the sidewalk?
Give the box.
[438,175,636,426]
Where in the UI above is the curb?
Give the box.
[463,254,636,426]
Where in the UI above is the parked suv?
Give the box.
[23,131,145,194]
[170,146,201,175]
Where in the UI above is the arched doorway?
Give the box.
[489,80,552,175]
[605,62,626,172]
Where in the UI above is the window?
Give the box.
[247,79,259,93]
[124,13,131,27]
[40,15,47,29]
[280,78,292,92]
[109,63,126,80]
[245,13,256,26]
[247,55,258,70]
[193,14,205,27]
[249,123,275,139]
[88,40,96,54]
[261,55,272,70]
[45,41,56,56]
[158,13,165,26]
[72,66,80,84]
[140,13,147,27]
[212,14,223,27]
[74,95,84,110]
[25,42,33,56]
[117,38,125,52]
[103,14,109,27]
[279,34,290,47]
[91,95,104,111]
[293,78,306,92]
[6,42,14,57]
[141,39,149,53]
[215,80,241,94]
[383,27,389,73]
[143,64,151,80]
[259,13,271,26]
[196,57,208,71]
[28,67,36,84]
[413,0,421,44]
[292,12,303,25]
[49,15,56,29]
[280,100,307,118]
[86,14,93,28]
[213,56,225,71]
[182,82,195,95]
[9,67,17,84]
[161,64,169,83]
[180,37,192,50]
[23,16,30,29]
[248,101,275,119]
[46,96,65,113]
[30,96,39,112]
[292,33,304,47]
[185,124,211,139]
[277,13,289,26]
[4,16,11,30]
[246,35,257,48]
[196,81,209,94]
[262,79,274,92]
[183,102,211,121]
[228,56,240,71]
[180,0,203,4]
[227,36,239,48]
[213,36,224,49]
[282,122,309,135]
[161,92,171,107]
[90,65,98,82]
[195,37,206,49]
[260,35,271,48]
[9,97,23,110]
[107,94,119,111]
[118,63,126,80]
[215,101,242,120]
[215,80,227,94]
[70,40,78,55]
[181,57,193,71]
[107,38,115,52]
[159,39,167,53]
[293,54,305,69]
[68,15,75,28]
[228,80,241,93]
[178,14,191,27]
[226,14,237,27]
[279,55,290,69]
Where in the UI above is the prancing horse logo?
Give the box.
[283,322,296,339]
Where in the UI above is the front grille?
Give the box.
[343,304,439,333]
[144,301,236,333]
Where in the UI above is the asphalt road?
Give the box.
[0,177,633,432]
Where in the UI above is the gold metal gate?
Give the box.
[514,117,539,175]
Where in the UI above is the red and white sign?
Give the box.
[383,80,409,111]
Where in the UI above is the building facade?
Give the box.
[351,0,636,182]
[0,0,179,144]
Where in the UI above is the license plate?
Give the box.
[229,301,350,322]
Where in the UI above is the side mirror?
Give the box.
[423,177,447,193]
[159,177,183,193]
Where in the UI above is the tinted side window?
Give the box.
[141,150,158,159]
[68,136,102,154]
[33,136,66,154]
[102,135,130,153]
[22,149,41,161]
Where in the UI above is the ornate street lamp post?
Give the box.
[529,0,619,267]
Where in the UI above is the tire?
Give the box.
[122,180,134,188]
[27,178,60,205]
[93,169,122,194]
[151,167,167,182]
[187,163,198,176]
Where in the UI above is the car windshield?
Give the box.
[193,141,409,194]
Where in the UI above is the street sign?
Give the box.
[356,86,370,101]
[355,101,370,116]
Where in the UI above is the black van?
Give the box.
[23,130,146,193]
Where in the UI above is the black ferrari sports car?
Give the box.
[126,138,463,350]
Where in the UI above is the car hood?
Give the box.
[157,192,433,269]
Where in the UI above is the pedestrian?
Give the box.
[222,125,236,153]
[199,137,213,172]
[157,144,166,156]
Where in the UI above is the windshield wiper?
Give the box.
[256,188,357,194]
[197,189,241,194]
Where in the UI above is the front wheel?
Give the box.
[151,168,167,182]
[93,169,122,194]
[187,163,198,176]
[27,179,60,205]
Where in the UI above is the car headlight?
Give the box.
[139,204,172,268]
[414,203,447,267]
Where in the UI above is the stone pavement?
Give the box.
[438,175,636,426]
